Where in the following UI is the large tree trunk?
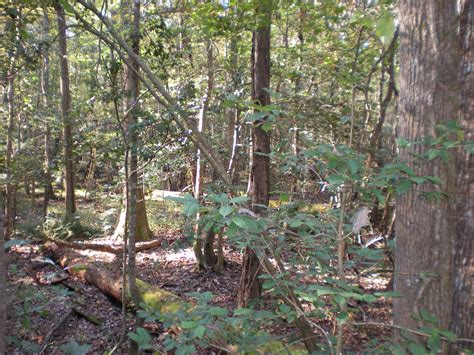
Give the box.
[395,1,473,352]
[55,3,76,218]
[237,0,272,308]
[451,0,473,349]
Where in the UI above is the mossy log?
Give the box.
[45,243,307,354]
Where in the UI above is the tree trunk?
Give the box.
[0,205,6,355]
[451,0,473,350]
[194,40,215,270]
[366,28,398,168]
[3,10,21,241]
[55,3,76,218]
[237,0,272,308]
[126,1,143,353]
[395,1,473,352]
[41,10,54,218]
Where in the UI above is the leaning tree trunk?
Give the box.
[55,3,76,219]
[237,0,272,308]
[395,1,473,352]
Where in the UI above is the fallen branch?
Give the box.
[39,309,73,354]
[46,238,161,255]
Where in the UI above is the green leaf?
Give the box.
[226,222,239,237]
[209,307,227,316]
[336,311,349,325]
[181,321,198,329]
[234,308,253,316]
[327,174,345,185]
[375,13,395,45]
[176,344,196,355]
[396,137,410,148]
[396,179,413,195]
[428,330,441,352]
[127,328,152,350]
[347,159,359,174]
[410,176,425,184]
[419,309,438,324]
[183,201,199,217]
[408,342,427,355]
[427,149,438,161]
[262,279,276,289]
[194,325,206,339]
[246,111,267,122]
[464,143,474,154]
[229,196,249,204]
[261,121,273,132]
[423,176,443,185]
[219,205,233,217]
[58,0,75,14]
[373,189,386,204]
[59,340,92,355]
[232,216,255,230]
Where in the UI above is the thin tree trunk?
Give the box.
[395,1,473,352]
[0,199,6,355]
[126,1,143,354]
[55,3,76,218]
[194,40,215,269]
[41,10,53,218]
[4,10,20,241]
[237,0,272,308]
[366,29,398,168]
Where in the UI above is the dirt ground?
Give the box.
[5,230,392,354]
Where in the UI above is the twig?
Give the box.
[39,309,73,354]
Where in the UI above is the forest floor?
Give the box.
[5,191,392,354]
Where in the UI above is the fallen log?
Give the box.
[44,243,307,354]
[45,238,161,255]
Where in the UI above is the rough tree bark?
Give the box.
[451,0,473,350]
[55,3,76,218]
[395,1,473,352]
[237,0,272,308]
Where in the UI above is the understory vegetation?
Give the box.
[1,0,472,354]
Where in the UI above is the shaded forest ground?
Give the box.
[5,190,392,354]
